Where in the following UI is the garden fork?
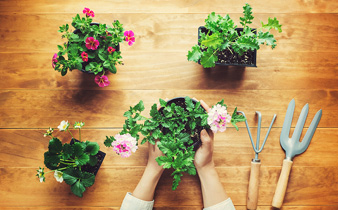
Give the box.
[238,111,277,210]
[272,99,322,208]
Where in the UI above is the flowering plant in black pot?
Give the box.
[52,8,135,87]
[36,120,106,197]
[104,96,245,190]
[187,3,282,68]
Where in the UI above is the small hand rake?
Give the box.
[272,99,322,208]
[238,111,277,210]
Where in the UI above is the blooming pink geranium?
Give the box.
[85,37,99,50]
[207,104,232,133]
[83,8,95,17]
[124,30,135,46]
[94,75,110,87]
[52,53,58,68]
[107,46,115,54]
[111,133,138,158]
[81,52,88,62]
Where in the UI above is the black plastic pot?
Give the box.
[159,97,207,151]
[70,138,106,176]
[72,23,120,73]
[198,26,257,67]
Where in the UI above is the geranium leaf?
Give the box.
[85,142,100,156]
[81,172,95,187]
[63,168,80,185]
[75,153,90,166]
[71,180,86,197]
[44,151,60,170]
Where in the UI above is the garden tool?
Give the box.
[272,99,322,208]
[238,111,277,210]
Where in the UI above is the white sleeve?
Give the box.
[203,198,236,210]
[120,192,154,210]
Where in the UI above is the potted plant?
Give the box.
[187,3,282,68]
[52,8,135,87]
[36,121,106,197]
[104,96,245,190]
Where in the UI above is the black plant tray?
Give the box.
[198,26,257,67]
[159,97,207,151]
[70,138,106,176]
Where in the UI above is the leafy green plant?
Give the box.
[52,7,135,87]
[187,3,282,68]
[104,97,245,190]
[37,121,102,197]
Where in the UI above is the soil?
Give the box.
[70,139,106,175]
[159,97,206,151]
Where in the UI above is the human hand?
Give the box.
[194,129,215,171]
[146,141,164,174]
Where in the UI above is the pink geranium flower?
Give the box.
[83,8,95,17]
[107,46,115,54]
[81,52,88,62]
[85,37,99,50]
[111,133,138,158]
[52,53,58,68]
[207,104,231,133]
[94,75,110,87]
[124,30,135,46]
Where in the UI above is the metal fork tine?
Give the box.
[296,109,322,155]
[280,99,295,146]
[291,103,309,142]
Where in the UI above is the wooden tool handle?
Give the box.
[247,161,261,210]
[272,159,293,208]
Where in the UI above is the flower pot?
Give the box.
[198,26,257,67]
[70,138,106,175]
[72,23,120,74]
[159,97,207,151]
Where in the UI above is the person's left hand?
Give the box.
[146,141,164,174]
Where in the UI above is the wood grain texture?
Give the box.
[0,0,337,209]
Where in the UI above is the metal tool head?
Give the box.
[238,111,277,162]
[280,99,322,160]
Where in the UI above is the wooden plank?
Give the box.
[0,14,337,53]
[0,128,337,168]
[0,52,337,90]
[0,166,337,207]
[0,0,336,14]
[0,90,335,128]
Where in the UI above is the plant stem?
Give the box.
[79,129,81,141]
[67,129,74,139]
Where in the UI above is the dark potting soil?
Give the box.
[159,97,206,151]
[217,48,255,66]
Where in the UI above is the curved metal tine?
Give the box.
[295,109,322,155]
[237,111,257,151]
[255,111,262,152]
[280,99,295,148]
[257,113,277,153]
[291,103,309,142]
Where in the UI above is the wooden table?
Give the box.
[0,0,337,209]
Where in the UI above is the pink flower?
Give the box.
[207,104,231,133]
[94,75,110,87]
[85,37,99,50]
[81,52,88,62]
[83,8,95,17]
[107,46,115,54]
[124,30,135,46]
[111,133,138,158]
[52,53,58,68]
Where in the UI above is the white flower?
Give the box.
[44,127,54,137]
[57,120,69,131]
[74,121,85,129]
[54,170,63,183]
[36,167,45,183]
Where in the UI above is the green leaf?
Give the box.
[257,31,277,49]
[239,3,254,27]
[73,142,84,157]
[63,168,80,185]
[57,45,64,51]
[71,180,86,197]
[85,142,100,156]
[134,100,145,112]
[98,52,108,61]
[48,138,63,154]
[88,155,98,166]
[44,151,60,170]
[201,33,223,49]
[63,143,74,160]
[187,45,202,62]
[103,61,110,68]
[81,172,95,187]
[104,136,115,147]
[200,48,218,68]
[261,17,282,33]
[159,98,167,108]
[109,65,117,74]
[177,133,191,143]
[231,107,246,131]
[75,153,90,166]
[172,171,183,190]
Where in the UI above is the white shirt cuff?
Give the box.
[120,192,154,210]
[203,198,236,210]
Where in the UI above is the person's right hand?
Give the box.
[194,129,215,171]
